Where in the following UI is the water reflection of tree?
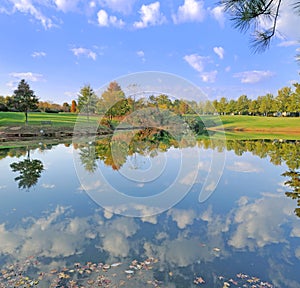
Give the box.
[10,149,44,191]
[282,170,300,218]
[79,144,98,173]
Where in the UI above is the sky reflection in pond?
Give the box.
[0,139,299,287]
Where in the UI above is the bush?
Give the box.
[0,103,8,111]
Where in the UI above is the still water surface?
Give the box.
[0,138,299,287]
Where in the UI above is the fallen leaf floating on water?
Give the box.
[194,276,205,285]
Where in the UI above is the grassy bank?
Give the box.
[0,111,83,127]
[1,112,300,142]
[219,115,300,131]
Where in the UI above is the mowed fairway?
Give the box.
[219,115,300,132]
[0,112,96,127]
[196,115,300,140]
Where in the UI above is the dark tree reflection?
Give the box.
[10,149,44,191]
[282,170,300,218]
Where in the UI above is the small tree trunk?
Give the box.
[25,111,28,124]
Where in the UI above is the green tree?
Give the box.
[259,93,274,116]
[11,79,39,123]
[221,0,300,53]
[275,86,292,114]
[236,95,249,115]
[218,97,228,115]
[77,84,98,121]
[225,99,236,115]
[289,83,300,114]
[248,99,259,115]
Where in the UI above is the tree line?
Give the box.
[1,80,299,124]
[76,81,300,118]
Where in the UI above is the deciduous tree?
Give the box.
[77,84,98,121]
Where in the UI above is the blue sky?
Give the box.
[0,0,299,104]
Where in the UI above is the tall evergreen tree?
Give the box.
[12,79,39,123]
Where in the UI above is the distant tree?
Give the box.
[212,99,219,114]
[225,99,237,115]
[275,87,292,114]
[289,83,300,115]
[249,99,259,115]
[62,102,70,112]
[236,95,249,115]
[99,81,129,119]
[11,79,39,123]
[77,84,98,121]
[218,97,228,115]
[0,96,8,111]
[70,100,77,113]
[203,100,215,115]
[154,94,172,110]
[178,100,189,115]
[259,93,274,116]
[221,0,300,54]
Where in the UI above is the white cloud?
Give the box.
[97,9,109,26]
[233,70,274,83]
[133,2,166,29]
[99,0,136,14]
[0,206,96,259]
[168,209,196,229]
[172,0,205,24]
[137,50,145,62]
[213,46,224,59]
[97,9,125,27]
[10,0,54,29]
[200,70,218,83]
[41,183,55,189]
[227,161,262,173]
[54,0,79,12]
[276,0,300,41]
[9,72,44,82]
[184,54,217,83]
[89,1,96,8]
[31,51,46,58]
[229,194,294,249]
[277,40,299,47]
[210,5,225,28]
[290,224,300,238]
[102,231,130,257]
[71,47,97,60]
[183,53,207,72]
[137,50,144,58]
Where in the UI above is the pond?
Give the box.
[0,134,299,287]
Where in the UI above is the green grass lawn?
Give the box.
[218,115,300,130]
[0,111,98,127]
